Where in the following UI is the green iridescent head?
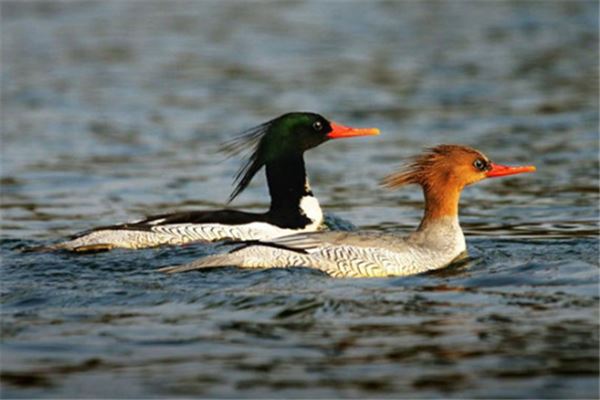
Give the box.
[223,112,379,202]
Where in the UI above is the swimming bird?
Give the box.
[45,112,379,252]
[160,145,535,277]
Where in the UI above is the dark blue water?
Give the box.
[1,1,598,398]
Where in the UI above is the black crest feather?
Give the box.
[220,120,272,203]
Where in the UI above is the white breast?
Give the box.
[299,196,323,229]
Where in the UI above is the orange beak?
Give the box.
[327,121,380,139]
[486,162,536,178]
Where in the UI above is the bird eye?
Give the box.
[312,121,323,131]
[473,159,487,171]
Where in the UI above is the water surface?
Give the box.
[1,1,598,398]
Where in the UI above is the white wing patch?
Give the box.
[147,218,167,225]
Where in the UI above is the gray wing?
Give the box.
[267,230,407,253]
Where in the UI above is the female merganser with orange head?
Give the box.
[45,112,379,252]
[160,145,535,277]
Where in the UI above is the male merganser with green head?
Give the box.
[160,145,535,277]
[46,112,379,252]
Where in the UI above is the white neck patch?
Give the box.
[299,195,323,228]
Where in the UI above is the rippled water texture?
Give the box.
[1,1,599,398]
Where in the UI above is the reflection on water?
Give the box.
[1,1,598,398]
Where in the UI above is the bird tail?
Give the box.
[22,243,61,253]
[23,241,114,253]
[158,253,247,274]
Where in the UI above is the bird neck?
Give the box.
[265,154,312,215]
[419,184,461,229]
[413,185,466,258]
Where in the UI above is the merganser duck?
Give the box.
[160,145,536,277]
[44,112,379,252]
